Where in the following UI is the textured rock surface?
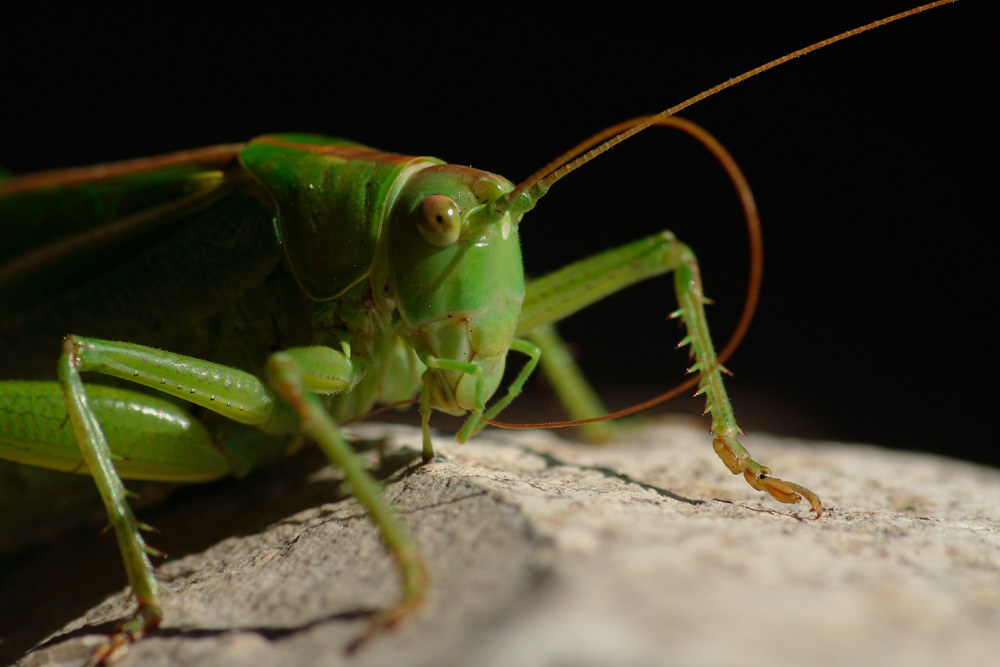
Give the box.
[5,418,999,667]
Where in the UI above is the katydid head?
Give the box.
[387,164,528,417]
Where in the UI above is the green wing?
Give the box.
[0,144,288,378]
[0,144,247,313]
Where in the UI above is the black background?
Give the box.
[2,2,991,465]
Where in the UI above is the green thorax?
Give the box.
[240,134,441,302]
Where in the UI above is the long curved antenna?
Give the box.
[501,1,954,211]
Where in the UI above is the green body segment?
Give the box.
[240,134,441,301]
[0,382,227,481]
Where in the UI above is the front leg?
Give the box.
[266,347,426,640]
[671,254,822,517]
[518,231,822,516]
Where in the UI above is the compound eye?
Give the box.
[417,194,461,246]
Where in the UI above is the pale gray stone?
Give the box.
[6,418,999,667]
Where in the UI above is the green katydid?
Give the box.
[0,3,955,665]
